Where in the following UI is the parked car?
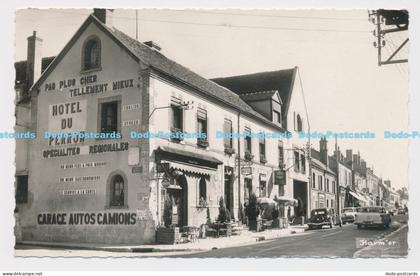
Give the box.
[355,206,391,229]
[308,208,341,230]
[386,207,395,216]
[341,207,357,224]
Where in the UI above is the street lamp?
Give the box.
[148,101,194,119]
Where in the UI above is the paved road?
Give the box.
[177,214,408,258]
[14,214,408,258]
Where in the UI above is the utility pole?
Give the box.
[335,137,341,217]
[376,12,382,66]
[135,10,139,40]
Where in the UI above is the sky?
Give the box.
[15,9,409,191]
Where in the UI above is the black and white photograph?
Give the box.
[2,2,420,274]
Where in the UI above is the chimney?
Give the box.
[319,137,329,167]
[345,149,353,164]
[144,41,162,51]
[93,8,114,28]
[353,154,358,168]
[26,31,43,89]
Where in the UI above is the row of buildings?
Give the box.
[13,9,404,245]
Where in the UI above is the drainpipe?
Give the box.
[237,111,241,222]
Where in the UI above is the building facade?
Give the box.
[310,138,337,212]
[14,10,310,244]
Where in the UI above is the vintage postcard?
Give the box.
[12,8,409,259]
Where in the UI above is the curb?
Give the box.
[16,228,306,254]
[353,224,408,258]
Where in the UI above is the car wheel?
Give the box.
[357,224,362,229]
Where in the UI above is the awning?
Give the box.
[276,196,298,205]
[155,146,222,169]
[349,191,368,203]
[167,161,216,177]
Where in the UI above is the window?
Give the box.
[259,135,266,163]
[331,199,334,209]
[100,101,119,134]
[294,151,300,172]
[259,175,267,197]
[15,175,28,204]
[100,101,118,133]
[244,127,253,160]
[300,154,306,173]
[327,199,329,208]
[273,110,281,124]
[110,175,124,206]
[312,173,316,189]
[170,105,183,132]
[198,177,207,204]
[82,37,101,71]
[327,179,330,192]
[319,175,323,191]
[297,114,303,132]
[223,119,233,150]
[197,108,208,147]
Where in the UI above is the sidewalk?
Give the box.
[16,225,307,254]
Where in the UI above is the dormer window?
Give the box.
[82,36,101,71]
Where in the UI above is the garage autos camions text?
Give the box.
[37,212,137,225]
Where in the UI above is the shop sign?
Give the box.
[48,100,87,133]
[274,170,286,185]
[61,189,96,196]
[37,212,138,225]
[241,167,253,175]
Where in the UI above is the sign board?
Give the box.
[132,166,142,174]
[274,170,286,185]
[241,167,253,175]
[128,147,140,165]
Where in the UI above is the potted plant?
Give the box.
[246,193,261,231]
[224,147,235,155]
[217,197,232,237]
[245,151,254,161]
[156,196,180,244]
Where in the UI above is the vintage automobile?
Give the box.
[341,207,357,224]
[355,206,391,229]
[307,208,341,230]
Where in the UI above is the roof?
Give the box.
[15,56,55,86]
[211,68,297,117]
[238,90,281,102]
[30,14,287,132]
[311,149,336,175]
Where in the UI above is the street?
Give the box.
[177,214,408,258]
[14,214,408,258]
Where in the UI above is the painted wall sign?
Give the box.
[89,142,129,154]
[43,146,80,158]
[122,119,141,127]
[61,189,97,195]
[59,176,100,183]
[37,212,137,225]
[60,161,107,169]
[122,103,140,111]
[48,100,87,133]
